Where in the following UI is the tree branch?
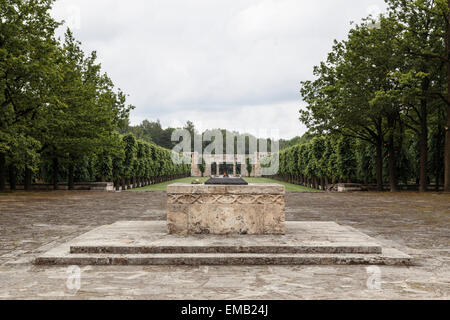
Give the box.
[405,48,449,63]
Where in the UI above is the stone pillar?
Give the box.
[255,153,262,177]
[191,152,200,177]
[216,162,220,176]
[233,160,236,176]
[242,162,247,177]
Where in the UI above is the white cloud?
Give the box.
[133,100,306,140]
[51,0,387,139]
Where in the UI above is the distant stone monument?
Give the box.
[190,152,267,177]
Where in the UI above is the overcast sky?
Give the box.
[52,0,387,139]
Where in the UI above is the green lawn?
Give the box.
[132,177,319,192]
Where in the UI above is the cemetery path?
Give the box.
[0,191,448,299]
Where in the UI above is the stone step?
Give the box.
[63,221,384,255]
[70,244,381,255]
[34,249,413,266]
[34,221,413,266]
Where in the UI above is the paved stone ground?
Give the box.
[0,190,448,299]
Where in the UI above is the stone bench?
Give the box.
[166,183,285,235]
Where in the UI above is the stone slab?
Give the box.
[166,183,285,195]
[66,221,382,254]
[34,221,414,266]
[204,177,248,185]
[34,250,413,266]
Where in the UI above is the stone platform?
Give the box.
[34,221,413,266]
[167,183,286,235]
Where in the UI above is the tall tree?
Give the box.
[387,0,450,191]
[301,16,403,191]
[0,0,61,191]
[37,30,132,189]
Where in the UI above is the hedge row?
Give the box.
[2,133,191,191]
[98,133,191,190]
[275,133,442,191]
[276,135,363,190]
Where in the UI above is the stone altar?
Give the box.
[166,183,285,235]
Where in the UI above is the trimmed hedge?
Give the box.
[276,135,359,190]
[111,134,191,190]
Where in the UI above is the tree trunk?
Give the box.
[419,77,429,193]
[445,0,450,192]
[445,107,450,192]
[436,122,443,191]
[375,137,383,191]
[445,108,450,191]
[419,104,428,193]
[9,164,16,191]
[52,157,58,190]
[68,163,74,190]
[0,153,6,192]
[24,167,32,191]
[387,126,398,192]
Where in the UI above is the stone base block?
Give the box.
[167,183,285,235]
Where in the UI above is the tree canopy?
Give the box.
[0,0,189,191]
[298,0,449,192]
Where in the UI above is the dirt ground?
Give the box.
[0,190,448,299]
